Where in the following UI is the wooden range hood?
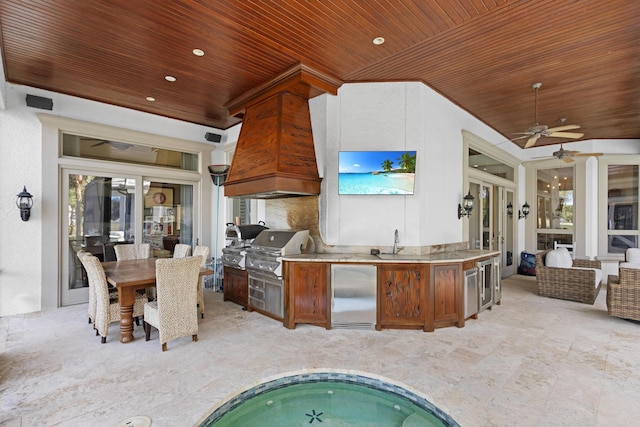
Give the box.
[223,64,342,199]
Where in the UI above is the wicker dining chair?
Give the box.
[76,250,96,325]
[115,243,155,299]
[535,248,602,305]
[193,245,210,318]
[173,244,191,258]
[607,267,640,322]
[114,243,151,261]
[80,254,147,343]
[144,256,202,351]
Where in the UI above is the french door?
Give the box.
[61,169,195,306]
[468,182,516,279]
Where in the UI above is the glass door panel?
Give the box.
[63,173,140,305]
[142,181,194,258]
[62,173,195,306]
[502,189,515,277]
[482,184,492,249]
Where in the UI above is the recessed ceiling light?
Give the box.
[373,37,385,45]
[165,75,176,82]
[193,48,205,56]
[146,97,156,102]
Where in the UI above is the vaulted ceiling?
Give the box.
[1,0,638,148]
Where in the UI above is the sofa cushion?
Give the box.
[572,267,603,288]
[545,248,573,268]
[625,248,640,263]
[620,262,640,269]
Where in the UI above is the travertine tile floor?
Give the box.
[1,275,639,427]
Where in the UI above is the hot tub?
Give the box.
[197,370,460,426]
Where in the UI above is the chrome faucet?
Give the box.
[393,229,400,255]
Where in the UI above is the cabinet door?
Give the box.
[286,262,329,328]
[430,263,462,330]
[223,266,248,307]
[378,264,426,329]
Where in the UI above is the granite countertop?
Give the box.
[284,249,500,264]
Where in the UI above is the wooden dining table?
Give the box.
[102,258,213,343]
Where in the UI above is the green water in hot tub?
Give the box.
[201,378,458,427]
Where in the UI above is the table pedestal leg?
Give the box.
[118,287,136,343]
[120,305,134,343]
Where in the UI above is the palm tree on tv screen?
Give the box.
[381,159,394,172]
[397,152,416,173]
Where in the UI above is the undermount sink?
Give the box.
[376,253,428,260]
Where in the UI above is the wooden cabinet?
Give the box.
[282,254,497,332]
[284,262,329,329]
[223,266,248,307]
[426,263,463,332]
[377,264,427,330]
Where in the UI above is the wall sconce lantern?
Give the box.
[16,186,34,221]
[457,190,475,219]
[506,202,514,218]
[519,201,530,220]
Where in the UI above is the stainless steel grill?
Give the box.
[246,229,314,319]
[221,222,268,270]
[246,229,314,278]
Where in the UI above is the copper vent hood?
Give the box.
[223,64,342,199]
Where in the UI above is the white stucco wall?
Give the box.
[312,81,509,247]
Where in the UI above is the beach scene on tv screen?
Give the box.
[338,151,416,195]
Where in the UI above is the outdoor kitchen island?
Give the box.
[282,249,500,332]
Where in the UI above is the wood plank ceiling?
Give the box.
[1,0,638,148]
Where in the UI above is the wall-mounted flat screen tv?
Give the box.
[338,151,417,195]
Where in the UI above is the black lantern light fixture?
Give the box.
[16,186,34,221]
[519,201,530,220]
[506,202,514,218]
[457,190,475,219]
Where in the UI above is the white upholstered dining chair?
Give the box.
[193,245,210,318]
[172,244,191,258]
[80,254,147,343]
[144,256,202,351]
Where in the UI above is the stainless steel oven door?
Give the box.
[248,271,283,318]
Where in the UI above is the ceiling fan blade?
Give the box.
[563,156,575,163]
[546,124,580,133]
[511,134,531,141]
[524,134,541,148]
[573,152,603,157]
[548,131,584,139]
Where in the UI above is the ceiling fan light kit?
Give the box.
[511,82,584,148]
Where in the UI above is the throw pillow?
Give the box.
[545,249,573,268]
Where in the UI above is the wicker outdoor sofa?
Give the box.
[606,249,640,321]
[535,249,602,305]
[607,268,640,321]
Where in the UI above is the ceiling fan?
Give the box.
[512,83,584,148]
[533,144,603,163]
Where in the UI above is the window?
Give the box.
[606,164,638,254]
[536,166,574,250]
[468,148,514,181]
[62,133,198,171]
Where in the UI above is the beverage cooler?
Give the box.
[478,258,494,312]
